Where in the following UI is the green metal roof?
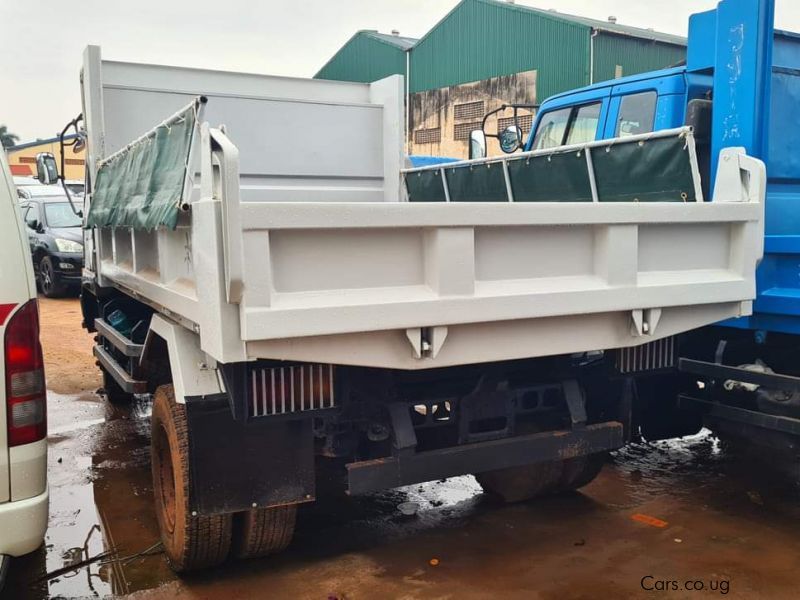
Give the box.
[364,31,417,50]
[316,0,687,97]
[413,0,685,50]
[315,30,414,82]
[520,6,687,46]
[410,0,590,95]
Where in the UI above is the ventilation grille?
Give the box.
[454,121,483,141]
[498,114,534,134]
[616,337,676,374]
[414,128,441,144]
[454,101,485,121]
[249,364,335,417]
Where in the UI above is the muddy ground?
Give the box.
[4,297,800,599]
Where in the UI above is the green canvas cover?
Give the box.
[405,168,448,203]
[86,104,197,230]
[592,135,696,202]
[508,150,593,202]
[404,131,699,204]
[447,161,508,202]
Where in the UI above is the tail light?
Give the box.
[4,300,46,446]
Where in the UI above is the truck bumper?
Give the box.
[0,486,49,557]
[346,421,623,495]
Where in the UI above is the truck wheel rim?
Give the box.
[156,426,177,534]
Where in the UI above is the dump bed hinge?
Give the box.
[405,326,448,359]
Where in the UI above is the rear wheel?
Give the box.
[476,460,563,503]
[557,452,606,491]
[151,384,232,571]
[476,452,606,503]
[233,504,297,560]
[39,256,67,298]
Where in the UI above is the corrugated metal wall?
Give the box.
[316,33,407,83]
[410,0,589,100]
[314,1,688,106]
[593,33,686,84]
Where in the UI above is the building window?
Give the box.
[454,121,483,141]
[414,128,441,144]
[498,114,534,135]
[454,101,485,121]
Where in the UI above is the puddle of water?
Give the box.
[10,390,800,599]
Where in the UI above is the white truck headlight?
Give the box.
[54,238,83,253]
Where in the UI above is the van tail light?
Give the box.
[4,300,46,446]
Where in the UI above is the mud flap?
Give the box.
[184,394,315,515]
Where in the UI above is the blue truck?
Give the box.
[476,0,800,453]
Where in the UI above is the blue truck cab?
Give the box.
[521,0,800,451]
[527,1,800,338]
[524,67,703,153]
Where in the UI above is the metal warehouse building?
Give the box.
[316,0,686,157]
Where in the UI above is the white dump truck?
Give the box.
[72,45,765,571]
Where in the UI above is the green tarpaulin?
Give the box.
[405,132,699,204]
[86,103,197,230]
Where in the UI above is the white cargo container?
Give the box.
[74,45,765,571]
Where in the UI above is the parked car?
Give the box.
[12,176,43,193]
[0,144,49,591]
[18,195,84,297]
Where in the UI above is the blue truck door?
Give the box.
[602,75,687,140]
[525,88,611,151]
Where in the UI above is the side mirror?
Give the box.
[469,129,487,160]
[499,126,523,154]
[36,152,59,184]
[27,219,41,232]
[72,132,87,154]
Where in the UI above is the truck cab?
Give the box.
[526,67,694,151]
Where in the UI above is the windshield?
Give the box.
[45,202,82,228]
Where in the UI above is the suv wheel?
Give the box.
[39,256,67,298]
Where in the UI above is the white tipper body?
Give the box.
[79,45,766,404]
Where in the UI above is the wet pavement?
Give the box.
[5,299,800,599]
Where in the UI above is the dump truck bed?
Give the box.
[80,46,766,369]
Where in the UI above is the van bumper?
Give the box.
[0,486,48,556]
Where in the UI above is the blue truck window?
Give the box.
[616,91,657,137]
[532,107,571,150]
[566,103,602,145]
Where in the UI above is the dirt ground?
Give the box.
[6,297,800,599]
[38,297,100,395]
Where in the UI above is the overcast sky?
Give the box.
[2,0,798,141]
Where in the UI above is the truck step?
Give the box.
[94,317,143,357]
[93,344,148,394]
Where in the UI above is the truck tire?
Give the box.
[101,367,133,404]
[476,460,563,503]
[557,453,606,492]
[151,384,232,571]
[233,504,297,560]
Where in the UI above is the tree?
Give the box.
[0,125,20,149]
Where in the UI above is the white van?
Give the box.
[0,151,48,584]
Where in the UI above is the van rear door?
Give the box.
[0,152,37,503]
